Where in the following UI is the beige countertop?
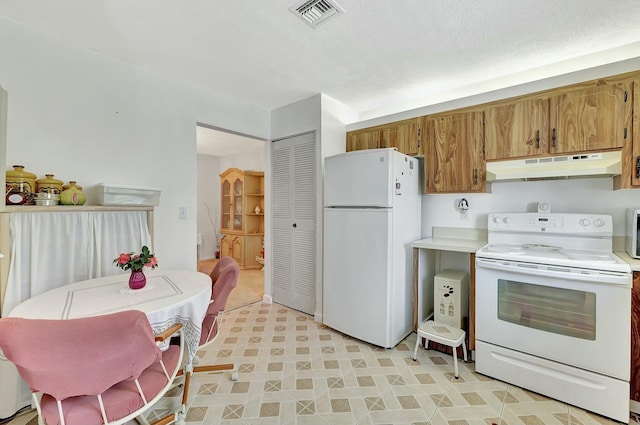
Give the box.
[613,236,640,271]
[411,227,487,253]
[615,249,640,271]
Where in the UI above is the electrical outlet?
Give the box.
[178,207,187,220]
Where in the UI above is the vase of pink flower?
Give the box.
[113,245,158,289]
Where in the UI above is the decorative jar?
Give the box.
[6,165,37,192]
[36,174,64,194]
[60,181,86,205]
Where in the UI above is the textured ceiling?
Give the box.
[2,0,640,153]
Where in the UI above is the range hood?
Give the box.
[486,151,622,182]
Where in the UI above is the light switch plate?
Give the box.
[178,207,187,219]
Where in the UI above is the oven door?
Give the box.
[476,257,631,380]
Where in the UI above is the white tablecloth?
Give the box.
[8,269,212,362]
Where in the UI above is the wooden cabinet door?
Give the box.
[485,97,549,160]
[220,234,232,258]
[550,80,631,154]
[221,179,231,232]
[386,118,421,156]
[346,129,382,151]
[425,111,485,193]
[232,178,243,232]
[231,236,243,266]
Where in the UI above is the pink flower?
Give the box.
[145,256,158,268]
[116,253,131,265]
[113,246,158,272]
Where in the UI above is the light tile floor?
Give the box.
[9,301,640,425]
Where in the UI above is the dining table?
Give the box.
[7,269,212,362]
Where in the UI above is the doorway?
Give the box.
[196,123,266,310]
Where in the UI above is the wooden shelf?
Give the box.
[2,205,154,213]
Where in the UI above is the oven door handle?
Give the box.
[476,258,631,287]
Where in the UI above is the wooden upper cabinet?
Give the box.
[346,129,382,151]
[484,97,549,160]
[549,79,631,154]
[346,118,422,156]
[425,111,485,193]
[616,78,640,189]
[386,118,421,156]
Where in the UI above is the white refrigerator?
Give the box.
[323,148,421,348]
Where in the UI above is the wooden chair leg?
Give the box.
[181,371,192,409]
[193,363,234,373]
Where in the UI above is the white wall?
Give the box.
[197,154,221,260]
[421,177,638,237]
[219,148,266,172]
[0,18,270,270]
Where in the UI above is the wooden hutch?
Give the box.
[219,168,264,269]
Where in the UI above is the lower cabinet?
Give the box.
[220,233,263,269]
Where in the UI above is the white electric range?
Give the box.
[475,212,632,423]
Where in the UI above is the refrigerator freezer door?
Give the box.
[324,149,395,208]
[323,207,393,347]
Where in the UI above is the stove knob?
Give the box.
[594,218,605,227]
[502,217,512,224]
[579,218,590,227]
[492,216,501,224]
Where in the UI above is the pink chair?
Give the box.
[0,310,185,425]
[200,256,240,348]
[179,256,240,403]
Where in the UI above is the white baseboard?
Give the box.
[631,398,640,414]
[263,294,272,304]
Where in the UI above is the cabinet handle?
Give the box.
[535,130,540,149]
[636,156,640,179]
[551,128,557,148]
[292,223,297,228]
[473,169,478,185]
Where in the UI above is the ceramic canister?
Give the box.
[60,181,86,206]
[62,182,83,191]
[36,174,64,194]
[6,165,37,194]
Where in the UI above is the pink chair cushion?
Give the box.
[0,310,181,425]
[39,345,181,425]
[200,256,239,345]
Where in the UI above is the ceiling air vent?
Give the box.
[290,0,345,28]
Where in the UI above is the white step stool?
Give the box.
[413,320,467,378]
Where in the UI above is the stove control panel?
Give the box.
[527,216,562,228]
[488,213,613,234]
